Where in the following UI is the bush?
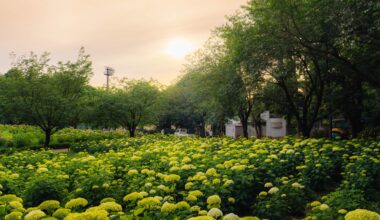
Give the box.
[358,127,380,138]
[345,209,380,220]
[323,189,367,211]
[310,128,329,138]
[0,137,7,147]
[341,153,380,195]
[0,129,379,219]
[252,180,306,219]
[12,133,32,148]
[24,175,69,207]
[0,131,13,148]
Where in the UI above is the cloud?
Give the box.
[0,0,247,86]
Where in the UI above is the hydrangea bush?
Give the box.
[0,129,379,219]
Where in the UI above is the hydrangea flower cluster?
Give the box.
[0,130,379,219]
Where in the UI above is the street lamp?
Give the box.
[104,66,115,89]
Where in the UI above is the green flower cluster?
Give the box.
[0,126,379,219]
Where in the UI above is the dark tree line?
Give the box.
[158,0,380,138]
[0,49,160,146]
[1,0,379,142]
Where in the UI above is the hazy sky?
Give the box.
[0,0,247,86]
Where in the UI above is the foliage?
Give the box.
[252,180,306,219]
[0,127,379,219]
[165,0,380,137]
[0,125,129,153]
[86,80,160,137]
[23,175,69,207]
[323,189,367,212]
[0,48,92,146]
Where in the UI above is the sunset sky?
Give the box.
[0,0,247,86]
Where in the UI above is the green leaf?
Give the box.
[120,215,134,220]
[0,206,7,216]
[134,207,145,216]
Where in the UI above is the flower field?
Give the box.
[0,129,380,219]
[0,125,129,153]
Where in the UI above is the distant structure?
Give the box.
[225,119,256,139]
[225,111,287,138]
[104,66,115,89]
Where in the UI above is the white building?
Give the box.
[225,111,286,138]
[225,119,256,139]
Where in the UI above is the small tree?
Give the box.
[99,79,160,137]
[1,48,92,146]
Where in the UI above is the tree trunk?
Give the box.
[350,117,362,137]
[242,119,249,138]
[254,124,260,138]
[252,113,262,138]
[301,125,311,138]
[339,79,363,137]
[350,81,363,137]
[297,121,311,138]
[238,103,253,139]
[212,120,225,136]
[199,120,206,137]
[286,113,292,135]
[44,129,51,147]
[129,127,136,137]
[211,124,217,136]
[295,116,310,138]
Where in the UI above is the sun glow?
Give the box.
[164,38,196,59]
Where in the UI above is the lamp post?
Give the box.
[104,66,115,89]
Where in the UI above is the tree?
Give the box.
[0,48,92,146]
[236,0,332,137]
[167,0,379,138]
[201,13,272,138]
[157,75,207,136]
[182,25,265,138]
[244,0,380,136]
[78,87,118,129]
[319,0,380,135]
[103,79,160,137]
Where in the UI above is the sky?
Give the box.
[0,0,247,86]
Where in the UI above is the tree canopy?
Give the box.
[0,48,92,146]
[0,0,379,139]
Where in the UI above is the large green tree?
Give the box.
[98,79,160,137]
[217,15,266,138]
[237,0,331,137]
[158,74,209,136]
[247,0,380,136]
[0,48,92,146]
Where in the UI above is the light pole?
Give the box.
[104,66,115,89]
